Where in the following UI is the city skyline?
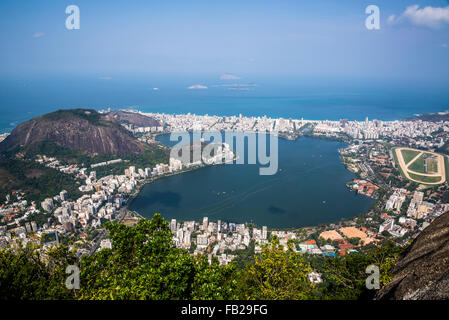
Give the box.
[1,0,449,304]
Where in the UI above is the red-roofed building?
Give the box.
[338,243,354,251]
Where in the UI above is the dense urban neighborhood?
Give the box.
[1,109,449,274]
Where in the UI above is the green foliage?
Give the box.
[232,241,256,270]
[192,255,238,300]
[78,214,236,300]
[347,237,361,246]
[318,241,402,299]
[0,243,77,300]
[21,211,47,228]
[236,238,314,300]
[0,156,82,203]
[22,140,169,179]
[40,109,103,126]
[400,149,420,166]
[92,148,169,179]
[0,215,404,301]
[23,140,87,161]
[408,172,442,184]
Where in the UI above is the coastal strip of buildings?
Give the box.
[1,109,449,266]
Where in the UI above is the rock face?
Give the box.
[108,111,162,128]
[406,111,449,122]
[377,211,449,300]
[0,109,148,155]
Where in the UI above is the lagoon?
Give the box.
[129,134,375,228]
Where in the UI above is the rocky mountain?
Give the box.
[108,110,162,127]
[405,110,449,122]
[377,211,449,300]
[0,109,149,156]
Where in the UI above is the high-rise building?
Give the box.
[170,219,177,232]
[184,231,191,246]
[217,220,221,233]
[41,198,54,212]
[60,190,68,201]
[413,191,424,204]
[25,222,32,234]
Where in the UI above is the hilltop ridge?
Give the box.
[0,109,149,156]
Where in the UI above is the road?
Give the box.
[88,207,127,255]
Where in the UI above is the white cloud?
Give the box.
[188,84,208,90]
[219,73,240,80]
[390,5,449,28]
[33,32,45,38]
[211,83,257,88]
[387,14,396,24]
[441,43,449,48]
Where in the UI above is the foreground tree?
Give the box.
[0,243,77,299]
[319,241,402,300]
[79,214,237,299]
[0,214,402,300]
[237,238,314,299]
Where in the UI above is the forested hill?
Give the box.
[405,110,449,122]
[0,109,170,201]
[0,156,82,203]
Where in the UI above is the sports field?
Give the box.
[401,149,420,165]
[393,147,446,185]
[407,152,438,174]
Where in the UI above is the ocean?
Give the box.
[1,75,448,133]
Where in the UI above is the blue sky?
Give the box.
[0,0,449,82]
